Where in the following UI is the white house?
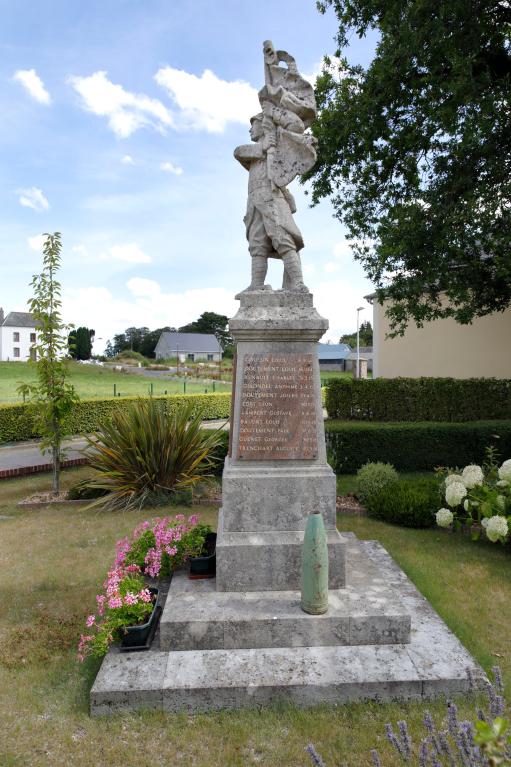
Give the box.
[0,308,38,362]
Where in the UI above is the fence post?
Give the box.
[113,383,116,397]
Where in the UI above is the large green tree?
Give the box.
[340,320,373,347]
[68,326,94,360]
[307,0,511,334]
[179,312,233,352]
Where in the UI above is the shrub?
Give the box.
[435,451,511,544]
[325,420,511,473]
[0,392,231,443]
[365,477,439,528]
[325,377,511,422]
[67,481,108,500]
[83,399,225,511]
[355,462,399,504]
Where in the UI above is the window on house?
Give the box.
[13,332,19,342]
[207,354,214,361]
[13,347,20,358]
[187,353,195,361]
[30,333,36,342]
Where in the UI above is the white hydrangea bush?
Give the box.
[436,454,511,545]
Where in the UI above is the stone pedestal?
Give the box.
[218,289,345,591]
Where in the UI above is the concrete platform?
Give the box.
[90,537,486,715]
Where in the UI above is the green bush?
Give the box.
[67,482,108,500]
[365,477,439,528]
[325,377,511,421]
[83,399,225,511]
[355,462,399,504]
[0,392,231,443]
[325,420,511,473]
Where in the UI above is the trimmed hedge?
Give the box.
[325,377,511,422]
[0,393,231,444]
[325,420,511,474]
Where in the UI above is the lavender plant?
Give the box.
[306,668,511,766]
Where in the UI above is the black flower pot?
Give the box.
[120,588,160,650]
[189,532,217,580]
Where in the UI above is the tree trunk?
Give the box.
[52,444,60,495]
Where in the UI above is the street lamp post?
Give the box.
[356,306,364,379]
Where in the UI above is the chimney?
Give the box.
[0,307,4,325]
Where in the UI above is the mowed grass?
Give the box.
[0,360,231,404]
[0,468,510,766]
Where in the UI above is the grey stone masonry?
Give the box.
[90,537,486,716]
[218,289,345,592]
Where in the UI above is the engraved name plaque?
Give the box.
[236,353,318,460]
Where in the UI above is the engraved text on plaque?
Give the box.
[237,353,318,460]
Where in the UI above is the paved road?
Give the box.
[0,418,230,473]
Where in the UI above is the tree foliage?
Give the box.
[17,233,78,494]
[68,326,94,360]
[307,0,511,334]
[179,311,233,352]
[340,320,373,347]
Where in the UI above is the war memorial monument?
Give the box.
[91,42,483,715]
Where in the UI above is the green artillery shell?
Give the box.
[301,511,329,615]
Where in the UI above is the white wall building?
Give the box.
[0,308,38,362]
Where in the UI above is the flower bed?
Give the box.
[78,512,211,659]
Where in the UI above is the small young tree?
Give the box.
[18,232,78,495]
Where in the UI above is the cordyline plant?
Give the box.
[82,398,224,510]
[306,668,511,766]
[17,232,78,495]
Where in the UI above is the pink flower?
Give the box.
[96,594,106,616]
[108,596,123,609]
[139,589,153,603]
[123,592,138,606]
[175,514,185,521]
[86,615,96,627]
[165,545,178,557]
[188,514,199,526]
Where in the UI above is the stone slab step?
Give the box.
[160,572,410,651]
[216,526,346,591]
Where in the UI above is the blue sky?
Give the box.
[0,0,377,351]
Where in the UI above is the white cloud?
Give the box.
[155,66,259,132]
[311,278,373,342]
[63,281,237,351]
[160,161,183,175]
[324,261,341,273]
[121,154,135,165]
[27,234,46,251]
[13,68,51,104]
[105,243,151,264]
[332,238,372,260]
[72,244,89,258]
[69,71,174,137]
[18,187,50,212]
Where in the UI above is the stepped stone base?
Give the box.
[160,536,410,650]
[90,537,486,716]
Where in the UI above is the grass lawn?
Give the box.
[0,361,231,404]
[0,468,509,766]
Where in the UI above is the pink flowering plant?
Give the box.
[78,564,156,660]
[115,514,211,578]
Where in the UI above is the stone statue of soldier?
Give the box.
[234,41,318,292]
